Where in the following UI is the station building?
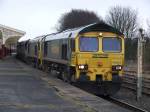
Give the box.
[0,24,25,58]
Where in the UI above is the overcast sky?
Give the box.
[0,0,150,41]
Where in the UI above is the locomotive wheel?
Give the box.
[70,74,76,83]
[42,65,49,73]
[62,72,68,82]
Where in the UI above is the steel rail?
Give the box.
[108,97,149,112]
[122,73,150,95]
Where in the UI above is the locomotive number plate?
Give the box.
[92,54,108,58]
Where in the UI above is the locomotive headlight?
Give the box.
[112,65,122,71]
[99,32,103,36]
[79,65,84,69]
[78,64,88,70]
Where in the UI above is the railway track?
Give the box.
[122,72,150,95]
[106,97,149,112]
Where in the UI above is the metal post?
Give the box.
[137,28,144,101]
[9,44,11,55]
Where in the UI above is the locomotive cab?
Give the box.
[71,32,124,95]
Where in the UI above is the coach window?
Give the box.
[38,42,40,50]
[62,44,67,60]
[34,45,37,55]
[44,42,48,56]
[28,44,30,53]
[25,42,27,50]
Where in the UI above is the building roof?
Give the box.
[0,24,26,35]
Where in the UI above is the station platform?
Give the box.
[0,56,131,112]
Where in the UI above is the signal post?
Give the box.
[137,28,145,101]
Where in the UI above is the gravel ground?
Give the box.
[112,87,150,111]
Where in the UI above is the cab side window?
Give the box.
[71,39,75,52]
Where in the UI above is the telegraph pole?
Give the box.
[137,28,145,101]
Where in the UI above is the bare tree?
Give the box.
[147,20,150,37]
[57,9,104,31]
[106,6,138,38]
[148,23,150,29]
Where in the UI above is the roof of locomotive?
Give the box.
[29,35,46,43]
[45,22,123,41]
